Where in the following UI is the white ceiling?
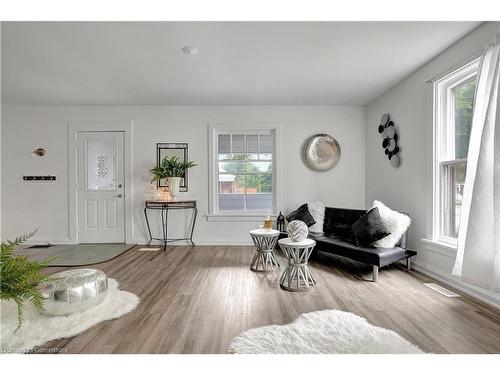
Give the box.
[1,21,481,106]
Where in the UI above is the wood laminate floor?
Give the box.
[41,245,500,354]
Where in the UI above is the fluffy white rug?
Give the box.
[1,278,139,353]
[229,310,423,354]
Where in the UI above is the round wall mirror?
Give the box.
[386,125,395,138]
[302,133,341,171]
[380,113,389,126]
[388,139,396,151]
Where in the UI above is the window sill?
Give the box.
[421,238,457,257]
[206,213,276,222]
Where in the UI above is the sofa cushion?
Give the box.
[312,234,408,267]
[371,200,411,248]
[308,201,325,233]
[286,204,316,227]
[323,207,366,239]
[351,207,390,247]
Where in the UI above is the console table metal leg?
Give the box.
[190,206,198,247]
[161,207,167,251]
[164,207,169,251]
[144,207,153,245]
[144,201,197,250]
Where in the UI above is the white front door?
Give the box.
[77,131,125,243]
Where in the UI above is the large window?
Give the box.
[433,59,478,244]
[208,124,280,217]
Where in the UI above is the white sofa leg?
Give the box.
[373,265,379,282]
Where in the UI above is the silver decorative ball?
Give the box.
[286,220,309,242]
[41,269,108,316]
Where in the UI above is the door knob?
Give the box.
[116,194,123,198]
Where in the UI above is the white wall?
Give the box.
[0,22,2,241]
[1,105,365,245]
[365,22,500,307]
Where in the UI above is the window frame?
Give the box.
[432,58,479,247]
[207,123,282,220]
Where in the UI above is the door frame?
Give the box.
[68,122,134,244]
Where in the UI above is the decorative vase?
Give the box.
[167,177,182,198]
[286,220,308,242]
[263,210,273,230]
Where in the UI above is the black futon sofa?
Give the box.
[282,206,416,282]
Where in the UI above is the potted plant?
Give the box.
[150,156,197,198]
[0,231,51,330]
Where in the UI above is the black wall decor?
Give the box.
[276,211,285,232]
[378,113,400,167]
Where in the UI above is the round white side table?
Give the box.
[249,229,281,272]
[278,237,317,292]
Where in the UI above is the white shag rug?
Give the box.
[1,278,139,353]
[229,310,424,354]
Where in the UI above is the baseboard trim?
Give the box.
[23,239,138,246]
[22,239,253,246]
[195,241,252,246]
[140,240,253,246]
[412,261,500,310]
[23,238,76,245]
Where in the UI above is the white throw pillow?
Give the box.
[371,200,411,248]
[307,201,325,233]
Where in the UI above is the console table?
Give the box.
[144,200,198,250]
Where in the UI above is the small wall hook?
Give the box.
[33,148,46,157]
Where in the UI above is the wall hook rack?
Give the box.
[23,175,56,181]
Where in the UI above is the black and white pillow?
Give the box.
[371,200,411,248]
[286,204,316,227]
[351,207,391,247]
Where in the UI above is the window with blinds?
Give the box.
[433,59,478,244]
[216,131,274,212]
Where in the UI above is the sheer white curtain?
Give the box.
[452,36,500,292]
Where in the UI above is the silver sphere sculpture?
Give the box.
[286,220,309,242]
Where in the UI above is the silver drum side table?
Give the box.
[249,229,281,272]
[278,238,317,291]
